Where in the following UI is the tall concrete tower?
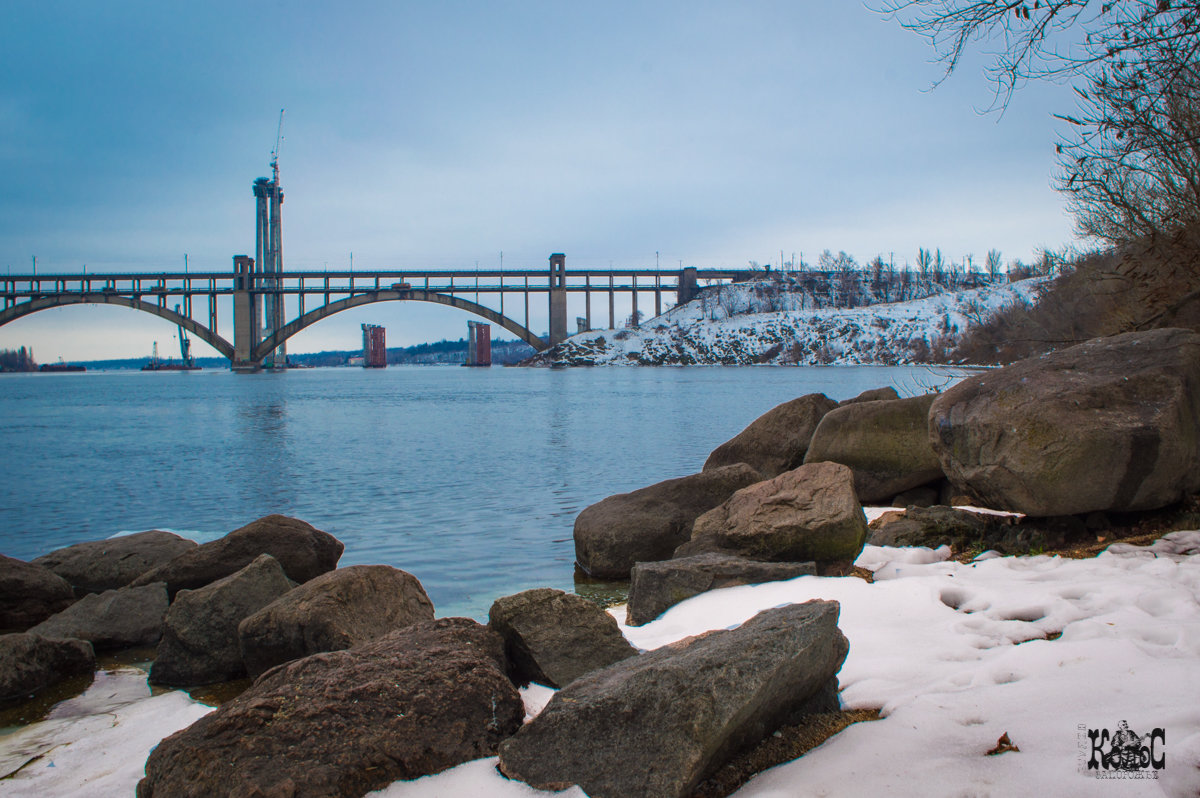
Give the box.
[253,168,286,369]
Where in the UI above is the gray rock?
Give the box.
[498,601,848,798]
[150,554,293,686]
[138,618,523,798]
[574,464,763,579]
[839,386,900,405]
[804,393,944,502]
[33,530,197,596]
[238,564,434,679]
[131,515,343,598]
[28,582,168,651]
[627,554,816,626]
[0,554,75,632]
[677,461,868,564]
[488,588,637,688]
[703,393,838,478]
[892,485,940,508]
[0,633,94,702]
[930,328,1200,516]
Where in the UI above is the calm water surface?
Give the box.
[0,365,964,618]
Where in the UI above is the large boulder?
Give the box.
[32,530,197,596]
[702,393,838,478]
[131,515,343,597]
[929,328,1200,516]
[0,633,95,702]
[574,464,762,579]
[150,554,293,686]
[867,505,1078,556]
[804,393,944,503]
[840,386,900,405]
[498,600,848,798]
[238,565,435,679]
[137,618,523,798]
[0,555,75,632]
[626,553,816,626]
[28,582,168,651]
[677,462,868,565]
[488,588,637,688]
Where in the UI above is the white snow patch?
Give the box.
[546,276,1048,366]
[0,667,212,797]
[383,538,1200,796]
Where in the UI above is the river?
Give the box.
[0,365,965,619]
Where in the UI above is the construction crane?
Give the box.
[270,109,285,181]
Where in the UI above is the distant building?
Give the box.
[362,324,386,368]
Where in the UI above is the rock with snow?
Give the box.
[32,530,197,596]
[929,328,1200,516]
[497,600,847,798]
[676,461,868,565]
[238,564,435,679]
[487,588,637,688]
[0,633,94,702]
[28,582,168,651]
[0,554,75,632]
[137,618,523,798]
[131,514,343,598]
[804,393,943,503]
[573,464,762,579]
[626,553,816,626]
[869,506,1014,549]
[702,392,837,478]
[150,554,293,686]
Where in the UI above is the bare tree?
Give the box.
[1056,37,1200,243]
[986,248,1003,278]
[917,247,933,277]
[877,1,1200,246]
[874,1,1200,107]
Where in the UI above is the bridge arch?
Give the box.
[254,289,547,362]
[0,294,235,360]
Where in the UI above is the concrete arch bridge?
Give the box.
[1,255,745,370]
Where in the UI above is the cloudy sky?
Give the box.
[1,1,1080,360]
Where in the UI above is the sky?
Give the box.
[0,1,1083,361]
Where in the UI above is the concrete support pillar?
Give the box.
[548,253,568,345]
[232,255,261,371]
[677,266,699,306]
[631,289,639,328]
[608,277,615,329]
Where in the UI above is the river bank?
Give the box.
[4,330,1200,795]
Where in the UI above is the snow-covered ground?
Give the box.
[4,528,1198,797]
[540,277,1048,366]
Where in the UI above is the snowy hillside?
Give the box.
[530,276,1049,367]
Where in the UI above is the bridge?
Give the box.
[0,256,749,370]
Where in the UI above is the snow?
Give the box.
[542,276,1048,366]
[4,529,1198,797]
[0,667,212,797]
[379,531,1200,797]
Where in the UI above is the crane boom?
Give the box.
[270,108,285,178]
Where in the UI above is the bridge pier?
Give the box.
[232,255,262,372]
[548,253,567,346]
[677,267,699,305]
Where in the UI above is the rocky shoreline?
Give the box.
[2,327,1199,796]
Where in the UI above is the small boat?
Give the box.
[39,360,85,372]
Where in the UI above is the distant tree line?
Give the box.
[0,346,36,372]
